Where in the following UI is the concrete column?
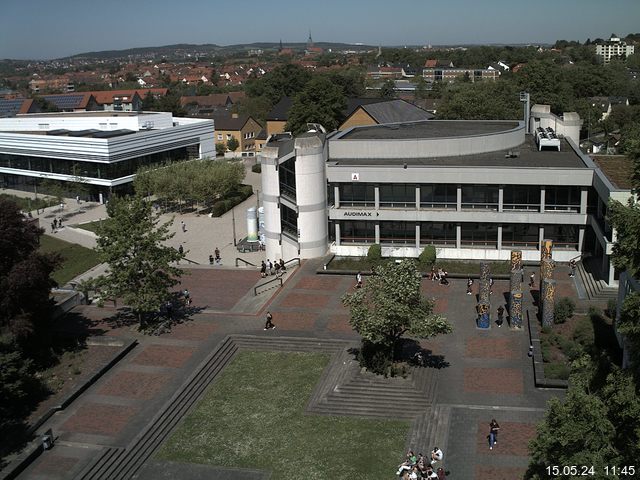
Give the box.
[540,187,546,213]
[415,223,420,250]
[541,239,553,262]
[498,186,504,213]
[415,186,421,210]
[334,186,340,208]
[477,303,490,329]
[578,226,585,253]
[608,260,615,286]
[540,257,555,303]
[335,222,341,246]
[580,188,588,215]
[497,225,503,251]
[374,186,380,210]
[456,224,462,249]
[510,250,523,271]
[456,185,462,211]
[375,223,380,244]
[538,226,544,251]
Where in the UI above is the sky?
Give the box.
[1,0,639,60]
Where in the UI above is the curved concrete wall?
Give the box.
[329,123,525,159]
[295,136,328,258]
[259,146,283,261]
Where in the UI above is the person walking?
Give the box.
[529,272,535,288]
[51,221,56,233]
[183,289,191,306]
[214,247,221,264]
[466,277,473,295]
[209,254,214,265]
[268,259,274,275]
[264,311,275,330]
[260,261,267,278]
[489,419,500,450]
[178,244,184,255]
[181,220,186,233]
[356,271,363,289]
[279,258,286,272]
[497,305,505,327]
[569,259,576,277]
[489,277,494,294]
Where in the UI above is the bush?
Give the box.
[367,244,382,263]
[251,163,262,173]
[544,363,570,380]
[418,245,436,269]
[573,316,595,348]
[554,297,576,324]
[357,340,392,376]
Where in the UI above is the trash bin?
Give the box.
[42,435,52,450]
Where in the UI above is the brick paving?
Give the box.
[16,258,581,480]
[97,371,172,399]
[130,344,196,369]
[464,367,525,394]
[32,456,79,476]
[61,403,139,437]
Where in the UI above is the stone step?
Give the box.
[74,447,124,480]
[577,262,617,300]
[406,405,451,455]
[76,337,239,480]
[330,384,428,401]
[232,335,350,353]
[309,403,422,420]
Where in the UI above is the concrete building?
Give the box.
[0,111,215,200]
[259,105,631,286]
[596,35,635,64]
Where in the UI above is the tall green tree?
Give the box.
[285,76,347,134]
[379,79,396,98]
[226,136,239,152]
[95,196,183,326]
[342,260,452,359]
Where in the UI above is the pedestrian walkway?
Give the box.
[12,256,584,480]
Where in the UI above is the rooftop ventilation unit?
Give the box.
[535,127,561,151]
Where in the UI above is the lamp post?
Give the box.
[232,205,237,246]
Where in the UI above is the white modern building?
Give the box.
[0,111,215,199]
[595,35,635,64]
[260,105,631,286]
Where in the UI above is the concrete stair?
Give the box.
[576,261,617,300]
[406,405,451,453]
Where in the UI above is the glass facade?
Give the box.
[461,185,498,210]
[544,186,580,212]
[420,222,456,246]
[503,185,541,211]
[280,204,298,239]
[379,221,415,244]
[461,223,498,247]
[340,221,375,244]
[420,184,457,209]
[543,224,579,249]
[501,223,539,248]
[379,184,416,208]
[338,183,375,207]
[0,147,193,180]
[278,157,296,201]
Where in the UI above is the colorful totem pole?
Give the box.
[510,290,523,328]
[477,262,491,328]
[540,257,555,303]
[542,278,556,326]
[477,303,490,329]
[510,250,523,272]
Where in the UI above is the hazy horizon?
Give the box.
[1,0,639,60]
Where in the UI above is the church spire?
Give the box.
[307,30,313,48]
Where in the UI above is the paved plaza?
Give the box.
[2,170,591,479]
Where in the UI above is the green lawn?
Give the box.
[0,193,56,212]
[39,234,101,285]
[157,351,409,480]
[73,219,111,235]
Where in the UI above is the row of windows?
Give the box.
[334,184,581,211]
[0,147,194,180]
[337,221,578,248]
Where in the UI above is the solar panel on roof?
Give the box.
[0,99,26,116]
[44,95,84,109]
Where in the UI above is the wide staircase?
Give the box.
[575,257,618,300]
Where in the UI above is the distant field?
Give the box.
[39,234,101,285]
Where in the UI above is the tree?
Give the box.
[95,196,183,326]
[379,79,396,98]
[141,91,157,110]
[285,76,347,134]
[342,260,452,368]
[215,142,226,156]
[617,292,640,369]
[437,80,521,120]
[226,136,239,152]
[0,198,59,346]
[244,63,312,104]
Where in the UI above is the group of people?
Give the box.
[260,259,286,277]
[50,217,64,232]
[396,448,446,479]
[429,267,449,286]
[208,247,221,265]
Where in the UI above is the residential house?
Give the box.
[588,96,630,121]
[29,76,75,93]
[212,113,263,155]
[339,98,433,130]
[39,92,99,112]
[596,35,635,64]
[180,93,246,116]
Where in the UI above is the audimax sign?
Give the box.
[342,211,380,217]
